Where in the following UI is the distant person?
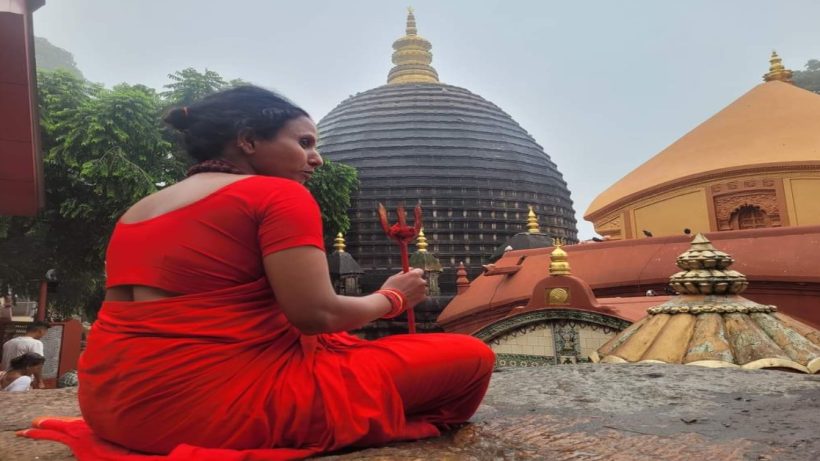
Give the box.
[22,86,494,459]
[0,295,11,321]
[0,352,45,392]
[2,321,49,389]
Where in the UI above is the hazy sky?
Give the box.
[32,0,820,238]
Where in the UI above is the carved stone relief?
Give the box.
[486,317,623,367]
[714,192,780,231]
[711,179,781,231]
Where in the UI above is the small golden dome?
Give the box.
[549,238,571,276]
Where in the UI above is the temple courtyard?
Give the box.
[1,363,818,460]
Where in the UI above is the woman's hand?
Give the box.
[380,268,428,307]
[266,247,428,334]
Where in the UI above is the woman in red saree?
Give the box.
[23,86,494,460]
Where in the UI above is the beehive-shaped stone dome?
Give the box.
[317,10,577,291]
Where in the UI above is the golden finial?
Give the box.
[416,228,428,253]
[406,6,416,34]
[667,233,748,295]
[333,232,346,252]
[527,205,540,234]
[549,238,571,276]
[387,8,439,84]
[763,50,793,83]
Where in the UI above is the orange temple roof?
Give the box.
[586,81,820,220]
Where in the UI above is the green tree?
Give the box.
[0,71,182,319]
[0,68,359,319]
[793,59,820,94]
[162,68,230,106]
[305,160,360,244]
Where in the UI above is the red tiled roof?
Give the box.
[440,225,820,329]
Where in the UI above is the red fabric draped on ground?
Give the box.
[20,277,493,460]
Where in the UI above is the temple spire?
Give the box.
[527,205,540,234]
[549,238,571,276]
[387,8,440,85]
[406,6,417,35]
[416,228,429,252]
[333,233,346,252]
[763,50,793,83]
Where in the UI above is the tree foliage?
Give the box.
[162,68,230,106]
[161,67,250,107]
[306,160,360,246]
[0,68,358,320]
[0,71,183,319]
[792,59,820,94]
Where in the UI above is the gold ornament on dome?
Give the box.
[763,50,793,83]
[549,238,571,276]
[387,8,440,85]
[333,233,346,252]
[415,228,429,253]
[527,205,540,234]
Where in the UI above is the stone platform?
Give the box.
[1,363,818,460]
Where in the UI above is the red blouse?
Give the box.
[105,176,325,294]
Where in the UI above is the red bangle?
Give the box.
[376,288,406,319]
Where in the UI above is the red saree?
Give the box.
[20,177,494,459]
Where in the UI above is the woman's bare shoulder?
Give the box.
[119,174,255,224]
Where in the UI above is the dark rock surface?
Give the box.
[2,364,818,460]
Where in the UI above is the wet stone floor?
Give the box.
[1,363,818,460]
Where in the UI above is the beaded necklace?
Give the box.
[186,159,246,177]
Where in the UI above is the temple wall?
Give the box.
[592,170,820,240]
[785,177,820,226]
[488,320,618,366]
[631,189,710,238]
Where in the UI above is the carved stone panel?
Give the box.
[485,315,625,367]
[711,180,781,231]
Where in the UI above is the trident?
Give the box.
[377,202,423,333]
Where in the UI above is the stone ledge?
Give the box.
[2,364,819,460]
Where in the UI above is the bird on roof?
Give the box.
[643,230,653,237]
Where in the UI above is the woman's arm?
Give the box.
[264,246,427,335]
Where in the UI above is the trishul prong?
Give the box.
[376,201,425,334]
[377,203,390,235]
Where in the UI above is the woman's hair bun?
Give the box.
[163,106,192,131]
[164,85,309,162]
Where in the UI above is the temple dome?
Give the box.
[317,10,576,291]
[585,79,820,222]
